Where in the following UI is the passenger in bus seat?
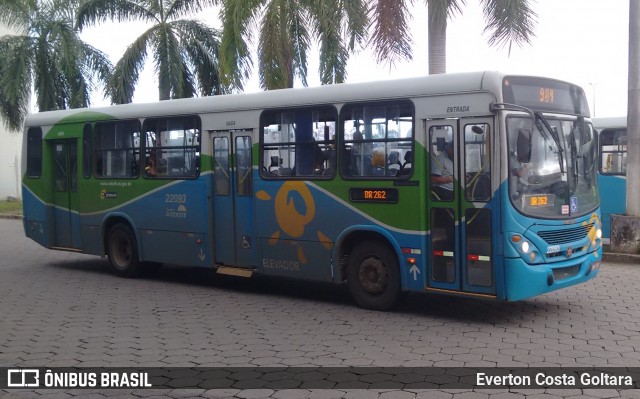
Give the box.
[430,141,454,200]
[145,148,158,176]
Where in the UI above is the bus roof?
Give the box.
[593,116,627,129]
[23,71,579,127]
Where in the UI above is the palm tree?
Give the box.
[76,0,224,103]
[219,0,367,90]
[0,0,112,130]
[371,0,538,74]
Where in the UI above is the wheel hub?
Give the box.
[358,256,388,294]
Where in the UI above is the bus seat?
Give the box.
[398,150,413,176]
[278,167,293,176]
[388,151,401,171]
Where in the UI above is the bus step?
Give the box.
[216,266,253,278]
[51,246,83,253]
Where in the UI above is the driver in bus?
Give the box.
[430,141,454,200]
[509,150,529,198]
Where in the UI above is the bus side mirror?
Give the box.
[517,129,532,163]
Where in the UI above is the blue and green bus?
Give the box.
[22,71,603,310]
[593,117,627,243]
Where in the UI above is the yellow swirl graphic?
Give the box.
[274,181,315,238]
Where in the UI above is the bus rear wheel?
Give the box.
[106,223,140,278]
[346,241,400,310]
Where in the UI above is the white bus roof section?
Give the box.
[592,116,627,129]
[25,71,510,127]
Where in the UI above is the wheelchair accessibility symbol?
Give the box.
[570,196,578,213]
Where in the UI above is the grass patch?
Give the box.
[0,200,22,216]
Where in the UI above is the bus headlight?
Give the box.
[596,228,602,239]
[521,241,530,253]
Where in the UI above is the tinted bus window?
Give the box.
[143,116,201,179]
[261,107,337,178]
[27,127,42,178]
[94,120,141,178]
[599,128,627,175]
[341,101,414,179]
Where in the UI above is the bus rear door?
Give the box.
[426,118,496,297]
[212,130,256,269]
[50,139,82,249]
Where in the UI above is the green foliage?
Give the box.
[0,0,112,130]
[0,200,22,216]
[370,0,538,71]
[219,0,367,90]
[76,0,224,103]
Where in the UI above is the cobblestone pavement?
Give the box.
[1,218,639,399]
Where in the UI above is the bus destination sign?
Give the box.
[502,76,590,116]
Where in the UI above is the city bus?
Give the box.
[21,71,603,310]
[593,117,627,243]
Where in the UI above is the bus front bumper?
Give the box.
[504,250,602,301]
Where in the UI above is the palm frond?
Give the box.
[258,0,293,89]
[0,34,33,130]
[165,0,219,20]
[370,0,413,66]
[172,19,225,95]
[481,0,537,50]
[219,0,264,90]
[340,0,368,50]
[76,0,157,30]
[152,24,187,99]
[109,25,157,103]
[0,0,35,30]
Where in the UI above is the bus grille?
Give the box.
[538,223,594,245]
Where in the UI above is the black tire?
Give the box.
[346,241,401,310]
[106,223,140,278]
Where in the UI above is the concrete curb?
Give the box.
[602,251,640,264]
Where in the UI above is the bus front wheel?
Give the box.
[346,241,400,310]
[106,223,140,278]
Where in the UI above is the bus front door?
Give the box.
[212,131,255,268]
[426,118,496,297]
[50,139,81,249]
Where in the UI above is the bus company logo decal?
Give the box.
[256,181,332,265]
[582,213,601,257]
[99,189,117,199]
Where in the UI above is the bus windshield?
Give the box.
[507,114,598,219]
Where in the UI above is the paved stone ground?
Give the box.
[1,218,639,399]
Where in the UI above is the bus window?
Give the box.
[429,125,454,201]
[236,136,252,196]
[27,127,42,179]
[261,107,337,178]
[213,137,230,195]
[82,124,92,179]
[599,128,627,175]
[94,120,141,178]
[341,101,414,179]
[143,116,201,179]
[464,123,491,202]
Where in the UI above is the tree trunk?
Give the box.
[428,1,447,75]
[628,0,640,216]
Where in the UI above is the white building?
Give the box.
[0,23,23,200]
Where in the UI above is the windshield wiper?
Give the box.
[534,112,565,173]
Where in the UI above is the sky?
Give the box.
[80,0,630,118]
